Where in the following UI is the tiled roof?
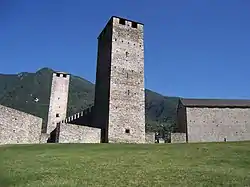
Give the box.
[180,98,250,108]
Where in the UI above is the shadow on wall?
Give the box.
[47,123,60,143]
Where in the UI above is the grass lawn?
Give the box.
[0,142,250,187]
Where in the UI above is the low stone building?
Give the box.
[0,104,42,145]
[175,98,250,143]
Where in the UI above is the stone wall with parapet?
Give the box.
[171,133,186,143]
[0,104,42,145]
[58,122,101,143]
[145,132,155,143]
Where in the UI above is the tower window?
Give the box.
[63,74,67,78]
[119,18,126,25]
[128,90,130,95]
[56,114,60,117]
[126,51,129,57]
[125,129,130,134]
[126,73,128,78]
[132,22,137,28]
[56,73,60,77]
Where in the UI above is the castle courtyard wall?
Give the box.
[0,104,42,145]
[186,107,250,143]
[59,123,101,143]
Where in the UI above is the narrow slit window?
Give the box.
[125,129,130,134]
[126,51,129,57]
[128,90,130,95]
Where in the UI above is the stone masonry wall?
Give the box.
[59,123,101,143]
[93,16,146,143]
[0,104,42,145]
[186,107,250,143]
[108,17,145,143]
[46,72,70,134]
[171,133,186,143]
[145,132,155,143]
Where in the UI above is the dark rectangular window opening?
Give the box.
[56,113,60,117]
[132,22,137,28]
[119,18,125,25]
[63,74,67,78]
[128,90,130,95]
[125,129,130,134]
[56,73,60,77]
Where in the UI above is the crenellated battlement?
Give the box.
[61,105,94,126]
[98,16,143,40]
[53,72,70,78]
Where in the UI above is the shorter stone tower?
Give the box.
[93,16,146,143]
[46,72,70,134]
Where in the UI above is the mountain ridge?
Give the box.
[0,67,179,137]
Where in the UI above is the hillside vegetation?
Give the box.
[0,68,179,135]
[1,142,250,186]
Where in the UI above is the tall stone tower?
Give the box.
[46,72,70,134]
[93,16,145,143]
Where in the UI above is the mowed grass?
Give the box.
[0,142,250,187]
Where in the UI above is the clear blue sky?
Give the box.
[1,0,250,99]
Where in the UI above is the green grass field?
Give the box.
[0,142,250,187]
